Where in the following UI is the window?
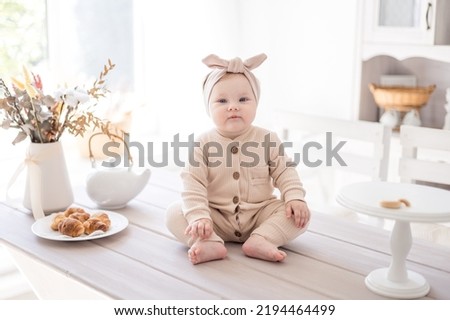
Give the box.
[0,0,48,75]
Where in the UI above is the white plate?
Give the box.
[31,209,129,241]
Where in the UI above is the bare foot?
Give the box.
[242,235,287,262]
[188,241,227,265]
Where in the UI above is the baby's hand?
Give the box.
[285,200,310,228]
[185,218,213,240]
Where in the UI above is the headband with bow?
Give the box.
[202,53,267,115]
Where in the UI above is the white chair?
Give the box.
[399,125,450,186]
[399,125,450,246]
[274,111,391,221]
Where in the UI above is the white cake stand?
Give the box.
[337,181,450,299]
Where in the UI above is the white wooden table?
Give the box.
[337,181,450,299]
[1,169,450,300]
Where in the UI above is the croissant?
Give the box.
[92,212,111,228]
[69,212,91,223]
[83,218,108,235]
[58,218,85,237]
[63,207,86,217]
[51,213,67,231]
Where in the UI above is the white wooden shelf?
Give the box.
[362,43,450,64]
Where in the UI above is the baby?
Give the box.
[166,53,310,264]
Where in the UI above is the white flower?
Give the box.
[1,59,115,144]
[55,87,90,107]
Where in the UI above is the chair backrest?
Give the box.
[275,111,391,181]
[399,125,450,186]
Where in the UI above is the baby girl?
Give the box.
[166,53,310,264]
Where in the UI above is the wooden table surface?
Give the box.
[1,168,449,300]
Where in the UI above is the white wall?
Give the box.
[238,0,359,125]
[136,0,359,138]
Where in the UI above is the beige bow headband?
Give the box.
[202,53,267,115]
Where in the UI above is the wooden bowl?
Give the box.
[369,83,436,112]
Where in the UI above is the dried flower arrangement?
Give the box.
[0,59,118,144]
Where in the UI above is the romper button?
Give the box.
[231,146,238,154]
[232,196,239,204]
[233,172,240,180]
[234,205,240,213]
[234,231,242,237]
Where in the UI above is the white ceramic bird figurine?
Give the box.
[86,161,151,209]
[402,109,421,127]
[379,110,400,128]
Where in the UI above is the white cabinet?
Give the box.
[363,0,450,45]
[355,0,450,129]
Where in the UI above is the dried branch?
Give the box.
[0,59,123,144]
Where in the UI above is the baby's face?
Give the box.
[209,73,257,139]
